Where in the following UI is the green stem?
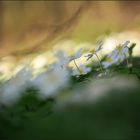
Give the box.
[126,57,129,66]
[124,54,129,66]
[95,53,103,71]
[73,59,82,74]
[124,54,132,73]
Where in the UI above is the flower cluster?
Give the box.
[0,40,134,106]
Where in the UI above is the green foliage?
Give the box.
[0,81,140,140]
[0,55,140,140]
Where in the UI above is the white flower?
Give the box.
[113,41,130,61]
[102,41,130,68]
[33,65,69,99]
[0,68,32,105]
[72,64,91,76]
[85,43,103,61]
[54,50,70,68]
[95,40,103,52]
[69,48,83,62]
[85,54,93,61]
[102,57,118,68]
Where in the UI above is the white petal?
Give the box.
[95,44,103,52]
[122,41,130,47]
[75,48,83,58]
[122,47,129,55]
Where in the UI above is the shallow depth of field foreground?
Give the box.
[0,1,140,140]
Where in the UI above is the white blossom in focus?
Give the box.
[85,43,103,61]
[102,41,130,68]
[69,48,83,62]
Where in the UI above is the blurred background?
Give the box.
[0,1,140,58]
[1,1,140,79]
[0,2,140,139]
